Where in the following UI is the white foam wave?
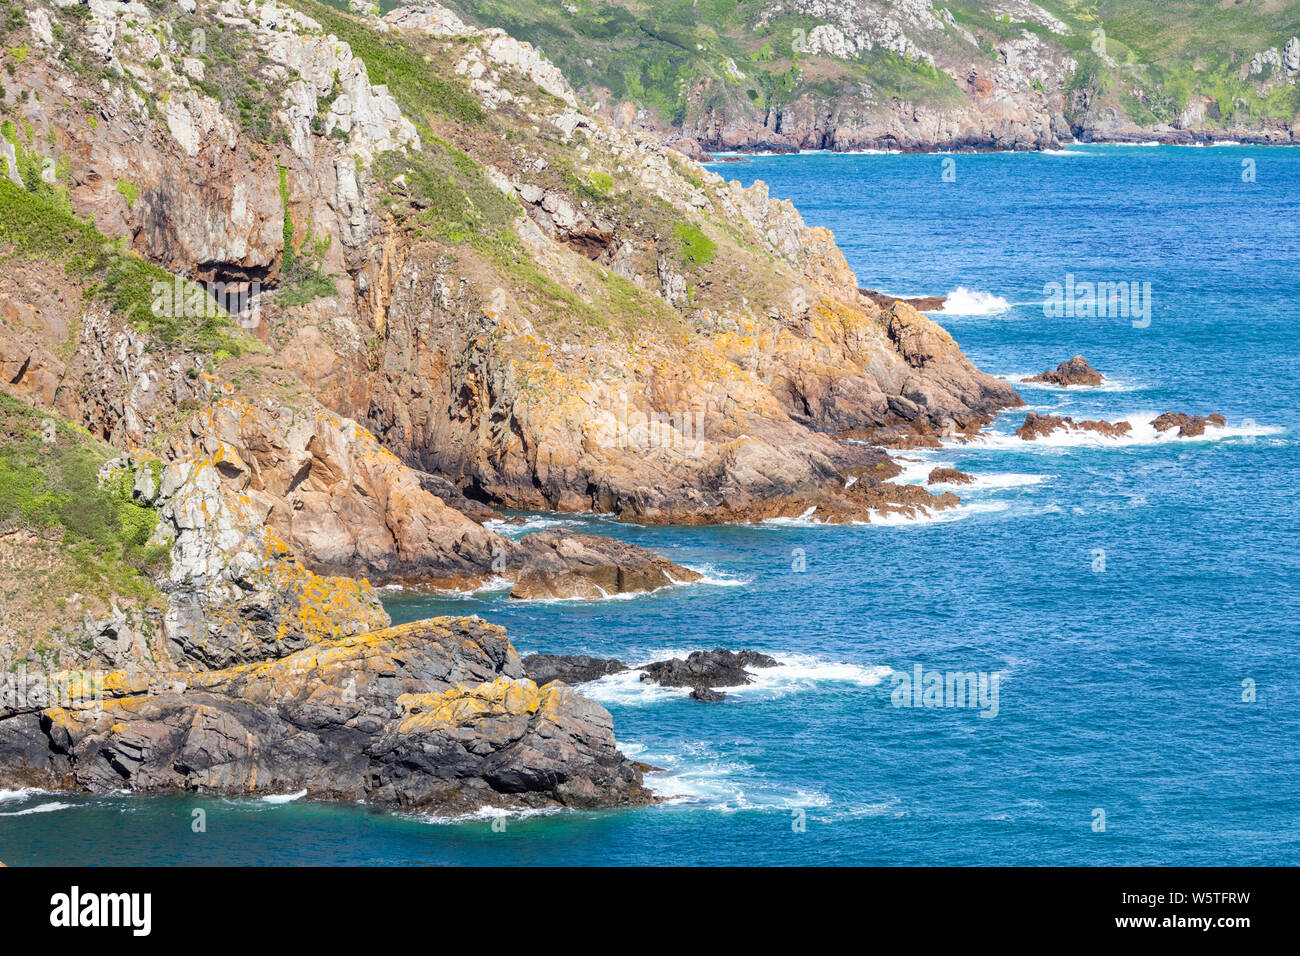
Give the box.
[864,500,1010,525]
[929,472,1051,491]
[961,415,1281,450]
[258,789,308,804]
[483,515,601,537]
[929,287,1011,316]
[0,787,49,802]
[759,498,1009,527]
[0,801,71,816]
[579,650,893,707]
[417,804,564,825]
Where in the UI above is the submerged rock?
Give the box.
[1026,355,1104,387]
[0,618,653,814]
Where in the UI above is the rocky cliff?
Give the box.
[434,0,1300,154]
[0,0,1027,811]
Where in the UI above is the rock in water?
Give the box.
[1150,412,1227,437]
[927,467,975,485]
[1026,355,1105,387]
[508,531,702,600]
[641,648,779,688]
[0,618,653,814]
[1015,412,1133,441]
[690,687,727,702]
[522,654,628,685]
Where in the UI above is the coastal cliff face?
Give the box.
[0,0,1022,809]
[436,0,1300,153]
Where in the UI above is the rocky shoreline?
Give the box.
[0,618,653,813]
[0,0,1249,819]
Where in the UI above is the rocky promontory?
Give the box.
[0,617,652,813]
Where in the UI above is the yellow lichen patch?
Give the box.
[395,676,542,732]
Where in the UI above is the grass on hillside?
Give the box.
[0,393,168,602]
[0,174,250,356]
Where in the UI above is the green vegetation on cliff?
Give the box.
[0,394,167,602]
[0,175,250,356]
[429,0,1300,138]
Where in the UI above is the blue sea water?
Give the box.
[3,144,1298,865]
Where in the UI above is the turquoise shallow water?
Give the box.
[3,144,1298,865]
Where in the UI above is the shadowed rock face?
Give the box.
[0,618,653,813]
[1026,355,1104,387]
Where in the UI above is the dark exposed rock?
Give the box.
[1026,355,1104,387]
[1150,411,1227,438]
[416,471,504,523]
[0,618,654,814]
[522,653,628,685]
[640,648,779,689]
[690,686,726,702]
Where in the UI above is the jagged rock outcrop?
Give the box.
[1015,412,1132,441]
[1150,412,1226,438]
[0,617,653,812]
[640,649,779,688]
[101,451,391,670]
[161,398,704,595]
[1026,355,1104,387]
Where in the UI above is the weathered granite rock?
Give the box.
[0,617,653,813]
[168,399,702,598]
[1026,355,1104,387]
[99,451,391,671]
